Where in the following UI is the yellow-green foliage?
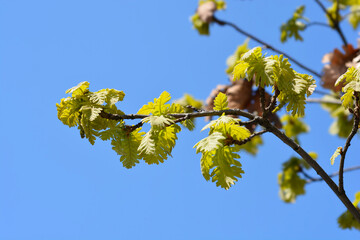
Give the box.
[194,93,251,189]
[57,81,125,145]
[233,47,316,116]
[278,156,311,203]
[336,67,360,109]
[280,5,308,43]
[338,192,360,230]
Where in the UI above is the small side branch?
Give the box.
[313,0,348,46]
[212,17,322,78]
[338,93,360,193]
[307,166,360,183]
[265,88,280,113]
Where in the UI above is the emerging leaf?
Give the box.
[213,92,229,111]
[330,147,342,165]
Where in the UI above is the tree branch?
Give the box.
[99,108,360,223]
[338,92,360,193]
[307,165,360,183]
[314,0,348,46]
[305,21,332,29]
[212,17,322,78]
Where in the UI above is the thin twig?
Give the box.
[259,87,267,117]
[305,21,332,29]
[313,89,331,96]
[299,167,317,181]
[99,108,360,223]
[306,98,342,105]
[100,109,256,121]
[307,165,360,183]
[314,0,348,45]
[212,17,322,78]
[338,92,360,193]
[186,105,204,112]
[266,88,280,112]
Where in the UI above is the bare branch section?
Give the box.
[99,108,360,223]
[338,92,360,193]
[212,17,322,78]
[307,166,360,183]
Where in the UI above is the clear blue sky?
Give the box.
[1,0,360,239]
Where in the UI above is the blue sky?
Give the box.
[1,0,360,239]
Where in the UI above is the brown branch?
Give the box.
[100,109,256,121]
[307,165,360,183]
[212,17,322,78]
[99,108,360,223]
[266,88,280,112]
[314,0,348,45]
[258,117,360,223]
[259,87,267,117]
[338,92,360,193]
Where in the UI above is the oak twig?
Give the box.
[307,166,360,183]
[99,108,360,223]
[212,17,322,78]
[314,0,348,46]
[338,92,360,193]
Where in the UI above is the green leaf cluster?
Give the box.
[338,191,360,230]
[57,81,125,145]
[190,0,226,35]
[137,92,191,164]
[233,47,316,116]
[321,94,353,138]
[336,67,360,109]
[278,156,310,203]
[194,93,251,189]
[280,5,308,43]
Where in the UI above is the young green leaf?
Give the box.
[330,147,342,165]
[213,92,229,111]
